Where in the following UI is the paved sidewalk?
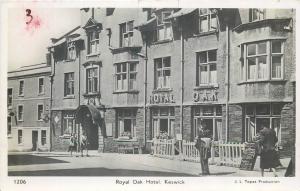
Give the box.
[8,151,290,177]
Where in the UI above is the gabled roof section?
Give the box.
[82,18,102,30]
[49,26,82,48]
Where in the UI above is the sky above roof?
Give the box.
[8,8,81,71]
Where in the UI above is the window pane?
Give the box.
[194,107,200,116]
[200,65,208,84]
[200,16,208,32]
[272,56,282,78]
[127,21,134,31]
[152,108,158,116]
[170,107,175,116]
[247,44,256,56]
[199,52,207,63]
[216,106,222,116]
[256,104,270,115]
[122,63,127,72]
[199,8,208,15]
[129,63,136,71]
[164,69,170,76]
[272,104,282,115]
[246,105,255,115]
[117,64,121,73]
[208,50,216,62]
[203,106,214,116]
[156,59,162,68]
[163,57,170,67]
[165,24,172,39]
[210,64,217,83]
[210,14,217,30]
[257,42,267,54]
[272,41,282,53]
[258,56,267,79]
[158,27,164,41]
[247,57,256,80]
[256,118,270,133]
[160,108,169,116]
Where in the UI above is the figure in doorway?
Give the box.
[195,125,212,175]
[257,125,280,177]
[80,134,89,157]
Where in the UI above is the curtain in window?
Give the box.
[258,56,267,79]
[247,58,256,80]
[272,56,282,78]
[200,65,208,84]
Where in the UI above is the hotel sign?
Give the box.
[150,93,175,104]
[193,89,218,103]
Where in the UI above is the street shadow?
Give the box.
[8,154,69,166]
[8,167,197,176]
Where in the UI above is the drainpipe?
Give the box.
[77,44,81,152]
[180,22,184,139]
[49,48,55,152]
[225,23,230,142]
[143,37,148,151]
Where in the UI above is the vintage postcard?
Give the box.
[0,0,299,191]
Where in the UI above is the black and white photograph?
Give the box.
[1,1,299,191]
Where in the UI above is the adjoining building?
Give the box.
[48,8,295,157]
[8,63,51,152]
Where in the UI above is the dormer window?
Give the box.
[87,31,99,55]
[67,41,76,60]
[120,21,134,47]
[249,9,265,22]
[198,9,217,33]
[155,11,172,42]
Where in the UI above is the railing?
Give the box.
[152,139,245,167]
[152,138,175,159]
[217,141,245,167]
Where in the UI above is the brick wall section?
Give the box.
[182,106,192,141]
[280,102,295,157]
[227,104,243,142]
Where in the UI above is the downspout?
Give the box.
[143,37,148,151]
[225,23,230,142]
[49,48,55,152]
[77,44,81,152]
[180,23,184,139]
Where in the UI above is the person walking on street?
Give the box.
[257,125,280,177]
[195,127,212,175]
[68,134,76,156]
[80,134,89,157]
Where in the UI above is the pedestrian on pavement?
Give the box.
[68,133,76,156]
[257,125,280,177]
[80,134,89,157]
[195,127,212,175]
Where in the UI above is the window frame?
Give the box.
[249,8,265,22]
[62,112,75,136]
[38,77,45,95]
[18,129,23,144]
[241,40,285,82]
[67,41,76,60]
[7,116,12,135]
[155,11,173,42]
[198,8,218,33]
[37,104,44,121]
[7,88,13,108]
[18,80,24,96]
[64,72,75,96]
[151,107,175,139]
[244,103,282,144]
[17,104,24,122]
[154,57,171,89]
[196,49,218,86]
[114,62,137,92]
[116,109,137,139]
[119,21,134,47]
[85,66,100,94]
[87,31,100,55]
[41,130,47,146]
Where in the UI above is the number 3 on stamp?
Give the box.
[26,9,33,24]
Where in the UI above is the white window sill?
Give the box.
[64,95,75,99]
[86,53,100,57]
[152,39,173,45]
[18,120,24,122]
[18,95,24,97]
[114,137,137,142]
[237,79,287,85]
[194,84,219,89]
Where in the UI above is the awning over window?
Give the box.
[166,8,197,20]
[134,16,157,31]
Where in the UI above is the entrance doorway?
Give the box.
[32,131,38,151]
[82,118,99,150]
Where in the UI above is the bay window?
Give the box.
[199,9,217,33]
[155,57,171,89]
[241,40,284,82]
[115,62,137,91]
[197,50,217,85]
[120,21,134,47]
[117,109,136,139]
